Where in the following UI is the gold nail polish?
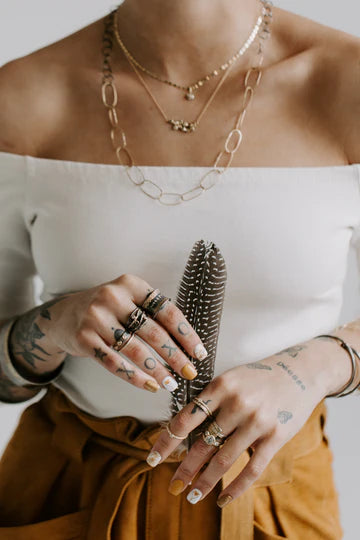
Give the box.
[144,380,160,393]
[168,479,184,496]
[217,494,233,508]
[181,363,197,380]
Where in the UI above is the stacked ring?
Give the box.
[202,419,227,447]
[141,289,171,320]
[192,397,214,419]
[112,329,134,352]
[125,306,148,333]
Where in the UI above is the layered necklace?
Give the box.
[101,0,273,205]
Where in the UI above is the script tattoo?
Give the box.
[246,361,272,371]
[116,361,135,380]
[277,410,293,424]
[161,341,177,357]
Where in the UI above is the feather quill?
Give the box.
[166,239,227,450]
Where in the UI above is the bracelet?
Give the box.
[314,334,360,398]
[0,317,64,387]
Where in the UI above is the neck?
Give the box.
[116,0,262,82]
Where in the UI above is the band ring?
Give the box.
[125,306,149,333]
[141,289,171,319]
[112,329,135,352]
[164,422,186,440]
[192,397,214,419]
[206,420,226,439]
[201,430,225,447]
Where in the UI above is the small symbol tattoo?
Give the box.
[145,357,156,370]
[178,322,190,336]
[191,399,211,414]
[116,361,135,380]
[277,410,293,424]
[161,341,177,357]
[94,348,107,362]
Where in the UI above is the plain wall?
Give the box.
[0,1,359,538]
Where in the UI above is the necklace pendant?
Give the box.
[185,90,195,101]
[168,119,197,133]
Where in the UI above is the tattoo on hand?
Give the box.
[161,341,177,357]
[116,361,135,380]
[276,361,306,390]
[277,410,293,424]
[94,348,107,362]
[145,357,156,370]
[246,361,272,371]
[275,345,306,358]
[178,322,190,336]
[191,399,211,414]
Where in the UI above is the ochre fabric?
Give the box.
[0,386,343,539]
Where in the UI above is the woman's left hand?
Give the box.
[145,337,349,507]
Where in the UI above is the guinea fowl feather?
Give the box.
[165,239,227,450]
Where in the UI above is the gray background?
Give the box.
[0,1,359,538]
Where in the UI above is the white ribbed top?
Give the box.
[1,151,360,422]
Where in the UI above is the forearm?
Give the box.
[0,296,70,403]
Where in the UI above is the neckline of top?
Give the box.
[1,150,359,172]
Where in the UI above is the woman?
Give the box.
[0,0,359,538]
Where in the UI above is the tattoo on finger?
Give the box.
[144,357,156,370]
[116,361,135,379]
[178,322,190,336]
[94,348,107,362]
[161,341,177,357]
[191,399,211,414]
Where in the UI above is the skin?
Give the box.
[0,0,359,506]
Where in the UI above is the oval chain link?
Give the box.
[101,0,273,205]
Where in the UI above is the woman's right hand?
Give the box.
[44,274,207,393]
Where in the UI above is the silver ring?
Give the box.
[125,306,148,333]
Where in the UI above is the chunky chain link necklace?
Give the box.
[101,0,273,206]
[113,5,264,102]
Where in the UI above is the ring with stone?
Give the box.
[201,429,225,447]
[112,329,134,352]
[206,419,226,439]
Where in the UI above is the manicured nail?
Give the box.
[162,375,178,392]
[144,380,160,393]
[194,343,208,360]
[146,450,162,467]
[217,494,233,508]
[181,363,198,380]
[187,488,203,504]
[168,479,184,496]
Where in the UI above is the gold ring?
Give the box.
[164,422,186,440]
[112,330,134,351]
[202,430,225,447]
[206,419,226,438]
[192,397,214,418]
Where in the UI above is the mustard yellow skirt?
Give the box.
[0,386,342,539]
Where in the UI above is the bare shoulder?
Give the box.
[273,6,360,163]
[0,18,104,156]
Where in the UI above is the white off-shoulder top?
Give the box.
[1,150,360,422]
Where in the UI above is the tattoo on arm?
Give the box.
[275,344,306,358]
[277,410,293,424]
[246,361,272,371]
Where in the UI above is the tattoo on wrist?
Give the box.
[246,361,272,371]
[277,410,293,424]
[275,344,306,358]
[276,361,306,390]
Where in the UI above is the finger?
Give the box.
[91,315,179,392]
[180,416,264,504]
[145,389,221,468]
[81,331,161,393]
[216,438,279,508]
[114,275,208,361]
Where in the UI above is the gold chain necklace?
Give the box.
[113,4,264,101]
[101,0,273,206]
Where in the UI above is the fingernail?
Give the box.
[162,375,178,392]
[181,363,197,380]
[146,450,162,467]
[194,343,208,360]
[168,479,184,496]
[144,380,160,393]
[217,494,233,508]
[187,488,203,504]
